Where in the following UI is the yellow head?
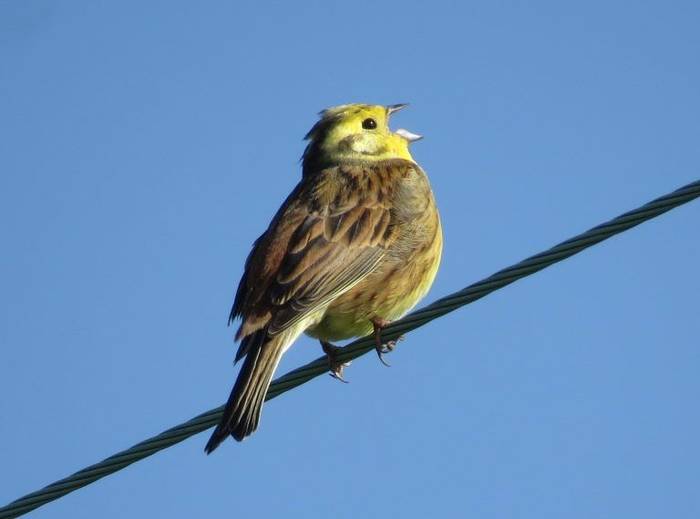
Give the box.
[302,104,421,171]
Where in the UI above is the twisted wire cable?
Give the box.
[2,178,699,518]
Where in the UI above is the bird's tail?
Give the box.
[205,330,286,454]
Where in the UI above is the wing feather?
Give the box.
[230,161,412,359]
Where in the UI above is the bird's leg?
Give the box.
[371,317,404,367]
[320,340,351,383]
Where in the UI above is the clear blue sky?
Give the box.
[2,1,699,518]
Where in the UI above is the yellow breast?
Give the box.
[307,214,442,342]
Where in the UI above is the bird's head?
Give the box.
[302,103,421,172]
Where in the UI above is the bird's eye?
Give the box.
[362,118,377,130]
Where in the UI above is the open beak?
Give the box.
[387,104,422,142]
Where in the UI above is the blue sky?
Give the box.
[1,1,699,517]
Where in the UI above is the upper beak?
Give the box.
[387,103,409,116]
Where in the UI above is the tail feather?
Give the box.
[205,330,286,454]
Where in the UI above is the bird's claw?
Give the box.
[377,336,403,354]
[375,347,391,367]
[372,317,404,368]
[374,339,394,366]
[321,341,351,383]
[329,362,351,383]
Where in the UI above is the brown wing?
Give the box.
[229,161,411,360]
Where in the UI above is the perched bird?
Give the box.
[205,103,442,453]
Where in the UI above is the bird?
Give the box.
[205,103,442,453]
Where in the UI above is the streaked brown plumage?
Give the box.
[205,104,442,453]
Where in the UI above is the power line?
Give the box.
[1,179,699,518]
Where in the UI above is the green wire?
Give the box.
[2,179,699,518]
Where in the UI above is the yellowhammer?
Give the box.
[205,104,442,453]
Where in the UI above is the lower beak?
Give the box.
[395,128,423,142]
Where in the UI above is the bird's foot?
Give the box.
[371,318,404,367]
[320,341,351,383]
